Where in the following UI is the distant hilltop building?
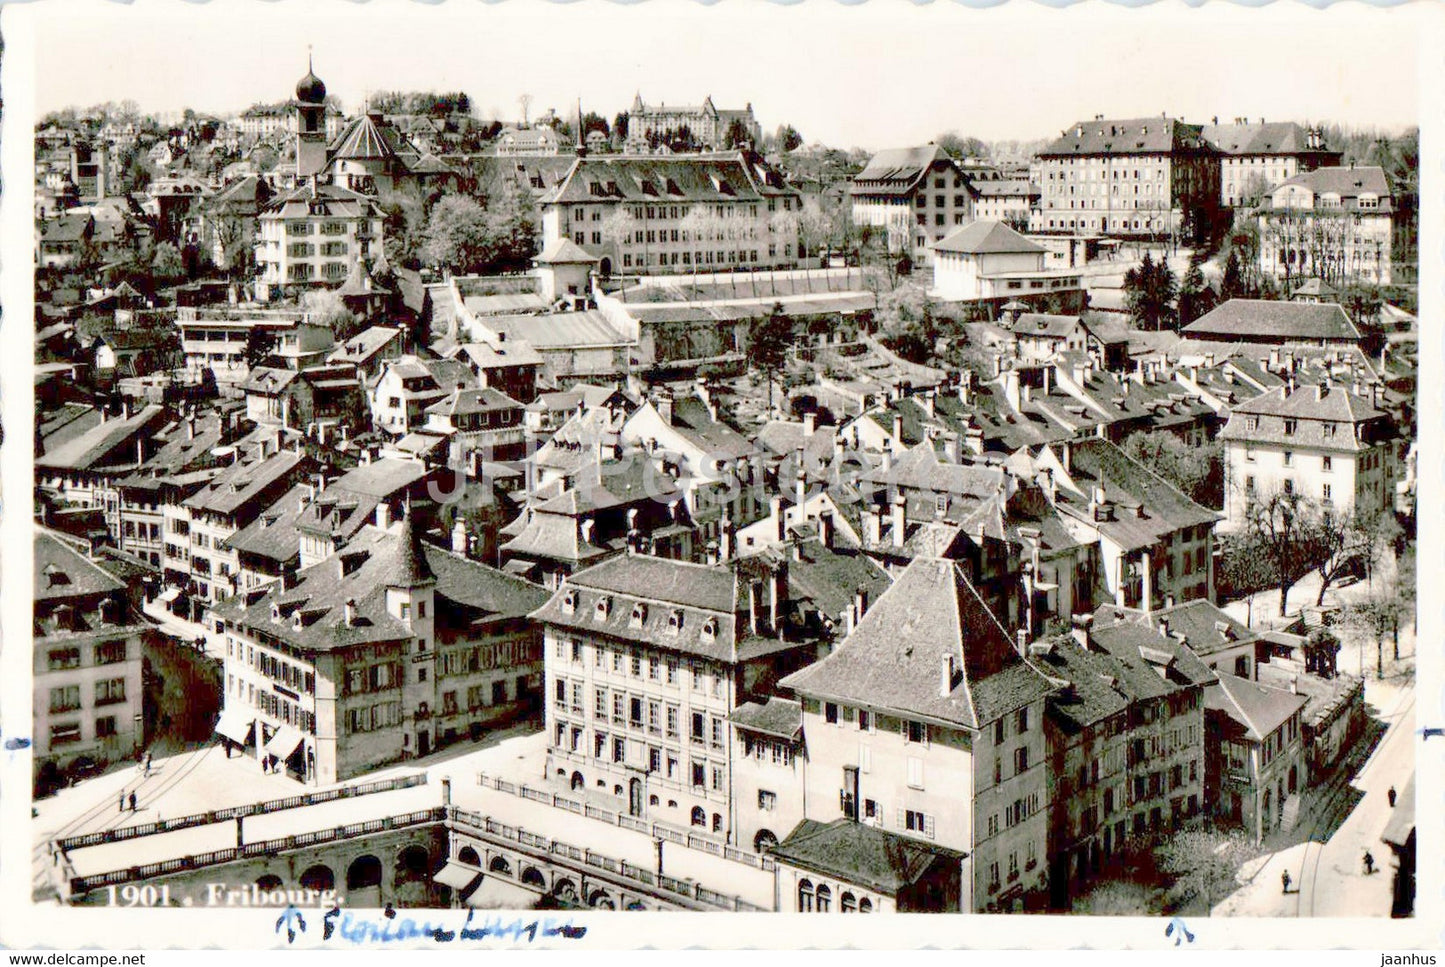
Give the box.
[627,92,761,151]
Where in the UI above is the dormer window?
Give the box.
[667,610,684,635]
[291,612,303,630]
[562,590,578,615]
[630,603,647,628]
[701,617,718,642]
[271,603,282,622]
[595,596,612,621]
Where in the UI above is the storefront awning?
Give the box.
[214,708,254,745]
[263,724,304,759]
[463,876,538,910]
[433,862,483,892]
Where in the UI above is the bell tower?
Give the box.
[295,50,329,179]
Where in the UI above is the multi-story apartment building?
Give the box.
[1256,165,1395,286]
[850,145,980,267]
[211,515,548,783]
[1199,121,1341,208]
[175,444,313,613]
[1034,439,1219,611]
[538,153,803,277]
[1219,379,1398,531]
[1204,672,1308,843]
[255,184,385,300]
[781,557,1058,913]
[728,697,807,855]
[367,355,476,437]
[293,457,458,569]
[36,404,169,525]
[973,179,1038,227]
[34,531,148,791]
[1037,613,1212,906]
[1031,117,1221,241]
[532,553,824,838]
[172,306,304,388]
[626,93,761,152]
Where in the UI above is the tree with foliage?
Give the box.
[747,303,793,416]
[1220,250,1247,302]
[1122,251,1178,331]
[723,118,753,150]
[1303,627,1342,679]
[151,241,185,282]
[378,183,433,270]
[302,289,361,342]
[775,124,804,153]
[934,131,989,159]
[1307,506,1360,607]
[1340,284,1386,357]
[1154,829,1253,913]
[422,194,490,272]
[1121,430,1223,510]
[1242,487,1329,617]
[244,326,277,369]
[1176,263,1215,328]
[877,285,939,365]
[613,112,629,146]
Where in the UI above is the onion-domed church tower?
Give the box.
[295,54,329,179]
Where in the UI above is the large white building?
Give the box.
[850,145,978,267]
[1256,166,1395,286]
[538,153,803,277]
[1219,379,1399,531]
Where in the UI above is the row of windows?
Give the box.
[47,679,126,713]
[986,840,1040,891]
[620,247,791,268]
[46,639,128,671]
[49,717,119,745]
[796,881,874,913]
[348,701,402,734]
[554,638,726,697]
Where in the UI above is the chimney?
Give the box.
[1158,617,1171,638]
[965,427,984,455]
[892,413,903,443]
[771,495,786,542]
[1315,382,1327,401]
[769,565,785,635]
[803,411,817,437]
[940,653,955,698]
[1042,366,1053,396]
[1269,348,1281,371]
[451,518,468,556]
[186,413,196,441]
[794,445,807,507]
[1060,440,1072,473]
[706,541,720,566]
[375,503,391,529]
[580,517,596,545]
[343,599,357,627]
[721,516,735,561]
[1022,383,1033,404]
[656,391,674,426]
[944,433,962,464]
[1016,628,1028,658]
[1042,467,1057,503]
[881,445,894,473]
[1289,674,1298,695]
[890,491,907,548]
[922,390,936,417]
[818,511,835,550]
[863,506,881,546]
[854,586,869,623]
[1004,369,1021,411]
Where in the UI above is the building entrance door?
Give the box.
[417,731,430,756]
[841,766,859,820]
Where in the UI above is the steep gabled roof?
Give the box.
[1206,672,1307,742]
[781,557,1056,730]
[771,819,966,895]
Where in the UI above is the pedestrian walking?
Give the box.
[128,792,137,812]
[143,752,152,776]
[1281,870,1292,894]
[1387,786,1397,808]
[118,790,125,813]
[1363,851,1375,875]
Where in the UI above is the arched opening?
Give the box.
[690,806,706,827]
[626,900,647,911]
[753,829,778,853]
[255,874,283,892]
[299,864,334,893]
[798,879,815,912]
[649,795,659,807]
[521,866,546,889]
[859,897,873,913]
[816,884,832,912]
[841,892,857,913]
[458,846,480,867]
[555,768,566,778]
[599,257,613,278]
[489,855,512,876]
[346,855,382,890]
[396,844,430,883]
[552,877,579,904]
[571,771,584,791]
[589,890,615,909]
[613,784,623,796]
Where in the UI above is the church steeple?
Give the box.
[295,49,329,180]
